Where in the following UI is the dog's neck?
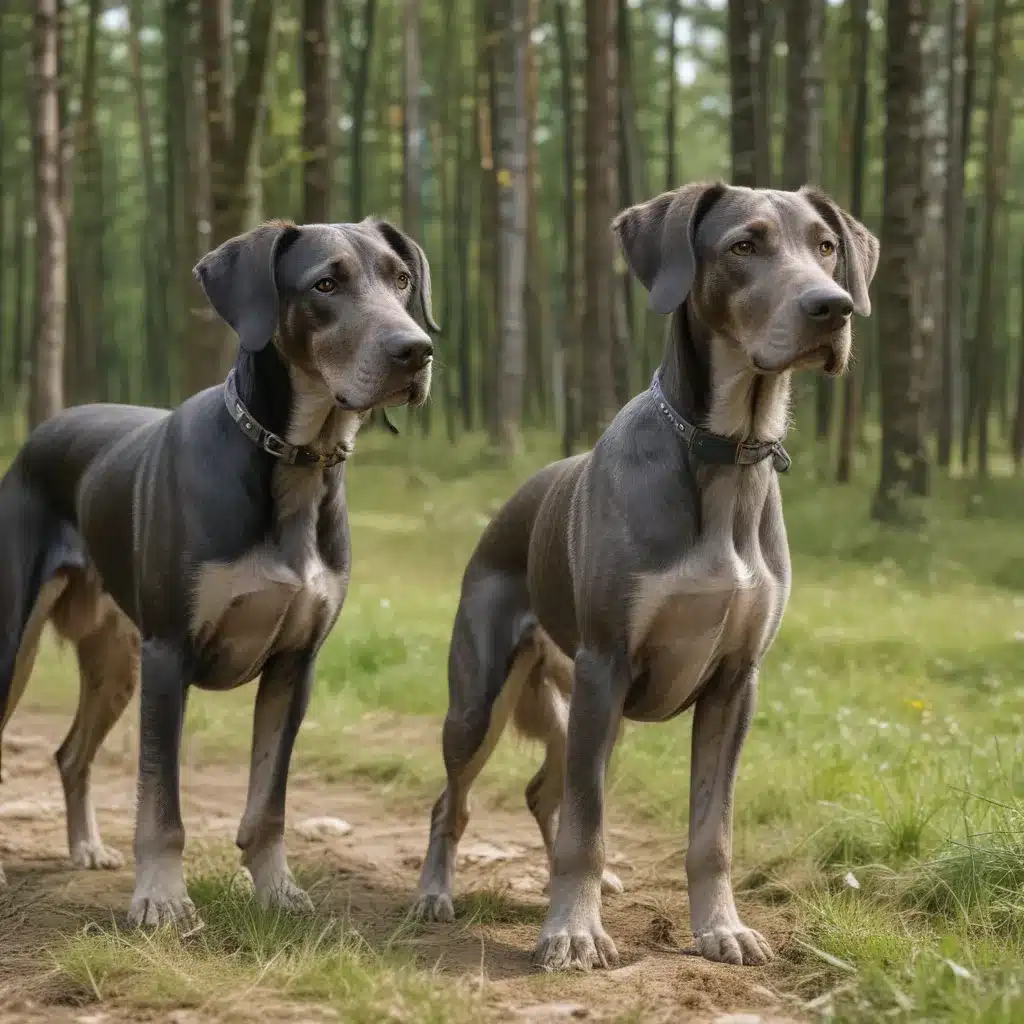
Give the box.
[231,346,363,458]
[659,303,790,444]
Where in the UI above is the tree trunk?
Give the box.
[782,0,823,190]
[916,6,946,486]
[401,0,422,238]
[754,0,776,186]
[456,72,473,432]
[438,0,459,441]
[187,0,275,395]
[129,0,170,407]
[836,0,870,484]
[665,0,680,189]
[872,0,931,524]
[580,0,618,442]
[491,0,529,456]
[302,0,331,223]
[1013,242,1024,469]
[30,0,66,428]
[524,0,550,424]
[727,0,760,187]
[973,0,1010,480]
[350,0,378,221]
[613,0,636,405]
[555,0,578,456]
[782,0,828,440]
[477,0,499,435]
[12,170,29,407]
[936,0,969,469]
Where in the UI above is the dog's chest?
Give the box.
[189,467,347,689]
[626,475,787,721]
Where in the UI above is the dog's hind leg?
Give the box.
[0,573,69,889]
[413,575,536,923]
[53,581,140,870]
[516,632,624,897]
[235,651,315,914]
[0,576,70,734]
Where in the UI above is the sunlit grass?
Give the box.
[54,871,480,1024]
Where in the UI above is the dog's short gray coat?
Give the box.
[0,218,437,924]
[412,183,879,971]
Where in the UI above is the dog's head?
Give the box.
[613,183,878,377]
[194,218,439,412]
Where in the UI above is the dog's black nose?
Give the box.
[384,332,433,370]
[799,288,854,331]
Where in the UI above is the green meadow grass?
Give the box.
[25,424,1024,1021]
[55,872,479,1023]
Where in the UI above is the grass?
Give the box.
[55,872,480,1023]
[20,424,1024,1021]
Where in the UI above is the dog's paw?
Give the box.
[601,869,624,895]
[411,892,455,923]
[257,876,314,915]
[70,840,124,871]
[694,925,773,966]
[129,869,198,930]
[533,922,619,972]
[129,889,199,930]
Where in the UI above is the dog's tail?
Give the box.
[0,457,87,734]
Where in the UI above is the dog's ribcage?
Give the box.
[626,468,789,721]
[189,461,346,690]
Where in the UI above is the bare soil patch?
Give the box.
[0,708,804,1023]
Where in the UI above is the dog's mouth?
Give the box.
[753,343,844,377]
[335,383,428,413]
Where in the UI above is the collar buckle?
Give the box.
[262,433,290,461]
[770,443,792,473]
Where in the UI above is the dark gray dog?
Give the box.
[0,218,436,925]
[412,184,878,971]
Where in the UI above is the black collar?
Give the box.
[649,371,791,473]
[223,369,351,468]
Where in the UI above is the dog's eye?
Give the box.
[818,240,836,257]
[313,278,337,294]
[730,240,755,256]
[396,272,411,290]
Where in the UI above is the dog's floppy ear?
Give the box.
[370,219,441,333]
[800,186,879,316]
[612,182,727,315]
[193,221,300,352]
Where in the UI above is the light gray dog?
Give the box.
[412,183,878,971]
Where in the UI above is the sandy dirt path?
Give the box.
[0,707,805,1024]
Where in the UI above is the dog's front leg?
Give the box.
[235,652,315,913]
[534,646,627,972]
[686,663,772,966]
[130,639,196,928]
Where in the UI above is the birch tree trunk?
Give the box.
[492,0,529,456]
[554,0,579,456]
[581,0,618,441]
[30,0,66,428]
